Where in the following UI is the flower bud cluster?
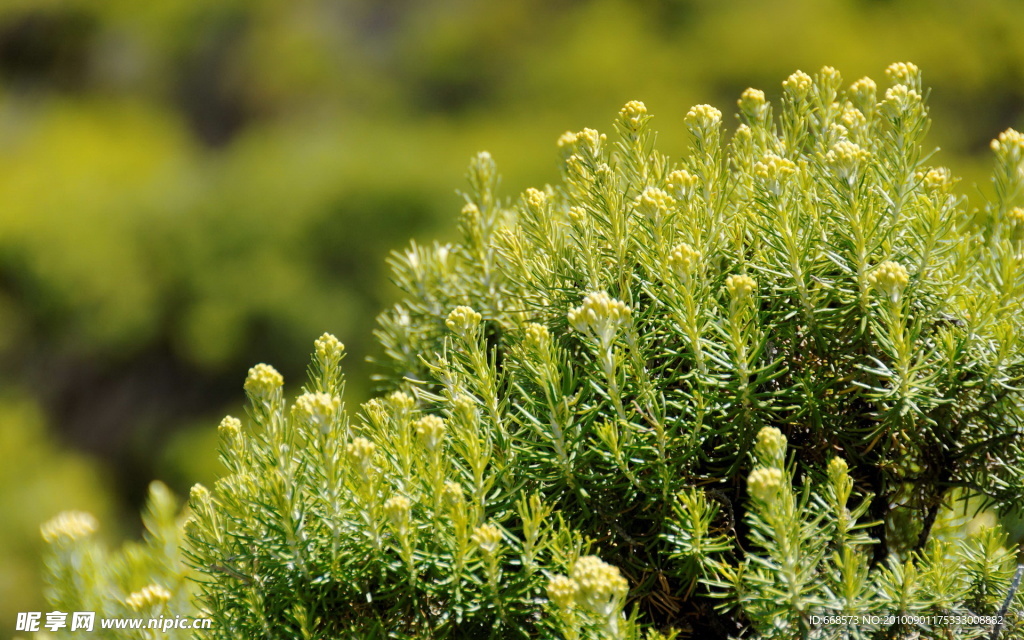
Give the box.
[472,523,503,554]
[726,274,757,301]
[755,426,787,466]
[524,187,548,212]
[570,556,629,617]
[881,85,923,117]
[748,467,784,503]
[738,88,768,121]
[558,128,606,162]
[346,437,376,478]
[885,62,921,87]
[990,128,1024,164]
[546,574,579,610]
[783,70,813,100]
[850,77,877,111]
[291,392,341,433]
[41,511,98,543]
[384,496,412,532]
[446,305,483,339]
[125,584,172,611]
[617,100,650,131]
[568,292,631,345]
[413,415,446,451]
[868,260,910,301]
[668,242,701,280]
[919,167,953,191]
[685,104,722,143]
[754,153,798,188]
[826,140,872,182]
[635,186,675,221]
[666,169,699,200]
[314,332,344,364]
[244,363,283,399]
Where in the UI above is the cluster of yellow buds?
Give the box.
[755,426,787,466]
[868,260,910,302]
[885,61,921,87]
[413,415,446,451]
[41,511,98,544]
[748,467,784,503]
[818,66,843,93]
[446,305,483,339]
[291,392,340,433]
[827,457,853,497]
[571,556,629,617]
[783,70,813,100]
[668,242,701,280]
[737,88,768,121]
[523,322,551,351]
[558,128,606,161]
[666,169,699,200]
[919,167,953,191]
[546,574,579,610]
[635,186,675,221]
[726,274,757,301]
[218,415,242,442]
[617,100,650,131]
[685,104,723,142]
[346,437,376,479]
[125,584,172,611]
[568,291,632,345]
[441,481,465,508]
[524,187,548,212]
[826,140,872,182]
[472,523,503,554]
[1007,207,1024,227]
[754,153,798,188]
[850,77,877,110]
[314,332,344,364]
[881,84,923,117]
[243,363,284,399]
[383,496,412,533]
[990,128,1024,164]
[840,106,867,132]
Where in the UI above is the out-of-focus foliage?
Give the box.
[4,0,1024,634]
[0,393,114,633]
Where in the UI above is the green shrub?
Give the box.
[43,63,1024,639]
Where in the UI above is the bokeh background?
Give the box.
[1,0,1022,632]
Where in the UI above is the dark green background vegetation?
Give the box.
[1,0,1022,632]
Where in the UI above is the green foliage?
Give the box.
[43,63,1024,639]
[39,482,197,640]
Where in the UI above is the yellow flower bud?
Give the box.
[571,556,628,617]
[783,70,813,100]
[446,305,483,338]
[244,363,283,399]
[547,575,579,610]
[726,274,757,300]
[314,333,345,363]
[472,523,503,554]
[748,467,784,503]
[755,426,787,465]
[738,88,768,120]
[868,260,910,301]
[383,496,412,532]
[125,584,172,611]
[291,392,341,433]
[618,100,649,130]
[41,511,98,544]
[668,243,701,279]
[413,415,446,451]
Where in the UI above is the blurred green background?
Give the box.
[1,0,1022,632]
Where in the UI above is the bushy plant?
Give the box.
[43,63,1024,639]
